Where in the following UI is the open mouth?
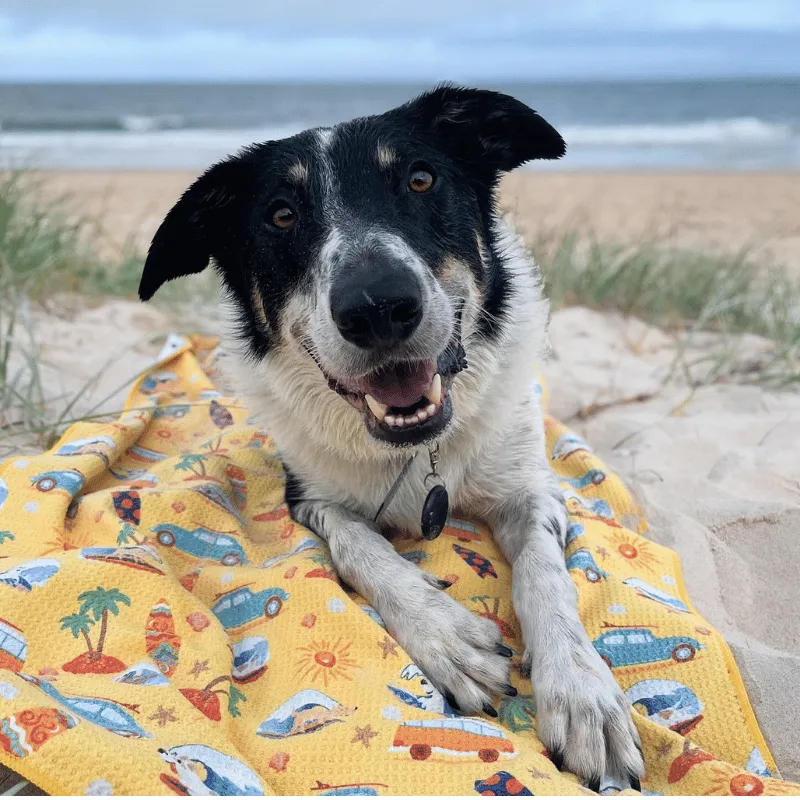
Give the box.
[307,342,466,446]
[334,360,454,445]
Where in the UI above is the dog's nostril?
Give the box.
[338,312,371,338]
[390,298,422,327]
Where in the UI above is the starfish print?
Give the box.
[148,705,178,727]
[377,636,399,659]
[596,546,611,559]
[189,659,210,677]
[351,724,378,748]
[528,766,552,781]
[656,739,673,758]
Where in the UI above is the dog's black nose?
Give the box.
[331,266,423,349]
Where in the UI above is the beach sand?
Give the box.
[38,170,800,269]
[5,171,799,783]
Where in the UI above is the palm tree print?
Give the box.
[498,690,537,733]
[175,453,214,481]
[59,612,95,655]
[117,522,143,546]
[180,676,247,722]
[201,437,230,458]
[471,595,515,638]
[0,531,14,544]
[60,586,131,674]
[79,587,131,654]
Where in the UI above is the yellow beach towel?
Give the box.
[0,335,796,796]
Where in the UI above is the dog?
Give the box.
[139,85,644,789]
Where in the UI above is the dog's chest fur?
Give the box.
[222,224,551,535]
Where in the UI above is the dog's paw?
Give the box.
[524,645,644,789]
[384,580,514,714]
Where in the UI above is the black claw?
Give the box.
[503,684,518,697]
[628,774,642,793]
[549,748,564,772]
[495,643,513,657]
[437,578,452,589]
[444,690,461,713]
[586,776,602,794]
[482,702,498,718]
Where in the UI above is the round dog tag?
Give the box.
[421,484,449,540]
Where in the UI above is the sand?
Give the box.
[36,170,800,270]
[502,172,800,271]
[4,171,799,783]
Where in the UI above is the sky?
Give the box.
[0,0,798,82]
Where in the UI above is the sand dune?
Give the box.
[503,171,800,271]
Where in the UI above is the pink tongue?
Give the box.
[359,361,435,408]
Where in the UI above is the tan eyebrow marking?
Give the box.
[376,145,397,169]
[287,161,310,184]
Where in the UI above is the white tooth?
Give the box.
[405,414,420,425]
[417,409,428,421]
[395,417,405,427]
[425,404,436,415]
[424,373,442,405]
[365,394,388,421]
[384,414,396,426]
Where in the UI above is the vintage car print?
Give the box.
[211,585,289,630]
[151,524,248,566]
[593,628,704,669]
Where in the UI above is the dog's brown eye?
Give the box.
[409,168,435,193]
[271,205,297,229]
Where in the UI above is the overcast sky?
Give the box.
[0,0,798,82]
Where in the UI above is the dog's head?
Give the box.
[140,85,564,448]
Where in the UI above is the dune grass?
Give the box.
[0,170,147,454]
[0,170,142,297]
[534,228,800,386]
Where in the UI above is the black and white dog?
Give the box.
[139,86,644,789]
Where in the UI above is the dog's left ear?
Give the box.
[403,84,565,173]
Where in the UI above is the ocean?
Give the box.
[1,79,798,170]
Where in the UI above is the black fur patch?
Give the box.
[282,464,306,510]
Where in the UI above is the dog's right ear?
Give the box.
[402,84,565,175]
[138,159,243,301]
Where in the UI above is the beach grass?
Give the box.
[0,170,145,455]
[0,170,138,297]
[0,171,223,457]
[534,228,800,386]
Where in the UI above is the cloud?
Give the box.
[0,1,797,80]
[1,0,798,34]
